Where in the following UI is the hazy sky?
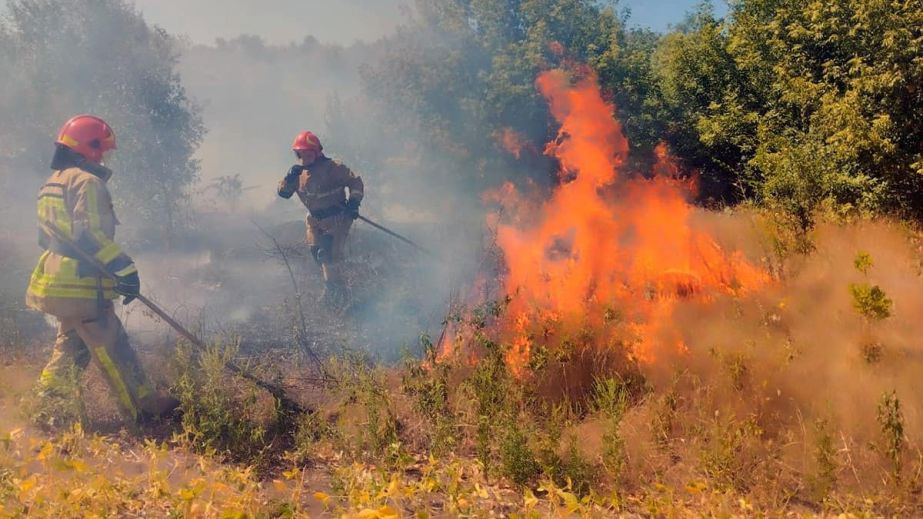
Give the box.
[130,0,729,46]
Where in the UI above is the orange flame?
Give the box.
[482,69,771,373]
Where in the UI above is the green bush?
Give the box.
[173,340,278,464]
[849,283,893,321]
[500,423,540,486]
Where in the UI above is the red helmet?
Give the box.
[292,131,322,154]
[56,115,117,163]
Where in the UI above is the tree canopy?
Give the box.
[347,0,923,225]
[0,0,204,239]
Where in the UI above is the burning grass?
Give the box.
[3,62,923,519]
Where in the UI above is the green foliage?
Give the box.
[25,366,87,431]
[593,377,629,478]
[700,415,763,491]
[849,250,892,322]
[401,336,456,455]
[290,410,334,464]
[809,418,838,501]
[173,340,277,464]
[0,0,204,240]
[348,0,664,211]
[543,435,596,497]
[327,355,401,461]
[500,422,540,486]
[849,283,893,321]
[877,390,905,481]
[591,376,629,418]
[854,251,874,276]
[463,334,514,471]
[656,0,923,218]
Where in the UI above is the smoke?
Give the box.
[131,0,404,46]
[3,0,921,432]
[645,216,923,449]
[0,0,482,362]
[443,62,923,455]
[177,35,375,212]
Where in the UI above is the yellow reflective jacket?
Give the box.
[25,166,137,318]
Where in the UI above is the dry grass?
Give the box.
[2,216,923,517]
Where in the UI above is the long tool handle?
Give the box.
[356,214,436,257]
[39,222,307,413]
[135,293,299,408]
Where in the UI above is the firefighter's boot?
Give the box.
[321,262,348,309]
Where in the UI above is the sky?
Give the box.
[130,0,729,46]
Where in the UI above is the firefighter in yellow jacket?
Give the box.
[25,115,177,424]
[278,131,364,307]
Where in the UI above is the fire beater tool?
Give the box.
[39,221,309,414]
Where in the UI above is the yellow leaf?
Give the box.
[376,505,399,518]
[523,489,539,508]
[685,480,707,494]
[386,475,401,497]
[179,487,200,500]
[282,467,301,480]
[36,441,54,461]
[272,479,288,493]
[559,491,580,513]
[313,491,331,506]
[18,476,36,494]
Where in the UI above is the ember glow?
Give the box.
[481,69,772,374]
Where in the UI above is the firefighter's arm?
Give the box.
[340,164,364,203]
[277,165,304,199]
[71,176,137,277]
[337,163,363,216]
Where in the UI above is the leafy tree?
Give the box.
[655,0,923,222]
[0,0,204,242]
[350,0,662,210]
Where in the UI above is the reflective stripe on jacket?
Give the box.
[26,167,136,316]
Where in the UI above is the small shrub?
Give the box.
[854,251,874,276]
[592,377,629,478]
[558,436,595,496]
[327,354,400,461]
[500,423,540,486]
[463,334,513,471]
[592,376,629,418]
[877,390,905,481]
[653,391,678,449]
[700,416,762,491]
[860,341,884,364]
[402,335,456,455]
[723,353,750,392]
[809,418,838,501]
[173,339,278,463]
[849,283,893,321]
[290,410,334,464]
[25,365,87,431]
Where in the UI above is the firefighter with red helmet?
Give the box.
[278,131,364,307]
[26,115,178,424]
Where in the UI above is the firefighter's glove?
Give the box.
[345,198,361,219]
[285,165,304,184]
[115,271,141,305]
